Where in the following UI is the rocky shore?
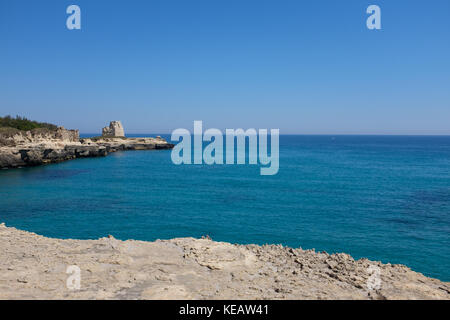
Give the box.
[0,223,448,300]
[0,125,173,169]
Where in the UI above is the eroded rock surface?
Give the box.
[0,129,173,169]
[0,223,448,300]
[0,127,79,146]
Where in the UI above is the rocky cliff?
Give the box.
[0,126,79,146]
[0,223,448,300]
[0,125,173,169]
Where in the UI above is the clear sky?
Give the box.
[1,0,449,134]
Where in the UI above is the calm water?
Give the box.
[1,135,449,281]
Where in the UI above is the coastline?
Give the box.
[0,126,174,169]
[1,223,448,300]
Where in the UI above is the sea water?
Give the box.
[0,135,449,281]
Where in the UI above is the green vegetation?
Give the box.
[0,115,57,131]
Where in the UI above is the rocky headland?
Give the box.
[0,121,173,169]
[0,223,448,299]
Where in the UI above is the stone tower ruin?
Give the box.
[102,121,125,137]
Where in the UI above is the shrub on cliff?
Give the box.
[0,115,57,131]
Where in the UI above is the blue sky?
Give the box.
[1,0,449,134]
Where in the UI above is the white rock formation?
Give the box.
[102,121,125,137]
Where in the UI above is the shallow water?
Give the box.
[1,135,449,281]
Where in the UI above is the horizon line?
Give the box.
[79,132,450,137]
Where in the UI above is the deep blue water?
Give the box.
[1,135,449,281]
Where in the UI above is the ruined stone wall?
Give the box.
[102,121,125,137]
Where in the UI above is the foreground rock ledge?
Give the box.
[0,223,448,300]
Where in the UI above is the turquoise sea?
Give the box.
[0,135,449,281]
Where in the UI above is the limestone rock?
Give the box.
[0,225,448,300]
[0,135,173,169]
[0,127,79,146]
[0,121,172,169]
[55,126,79,142]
